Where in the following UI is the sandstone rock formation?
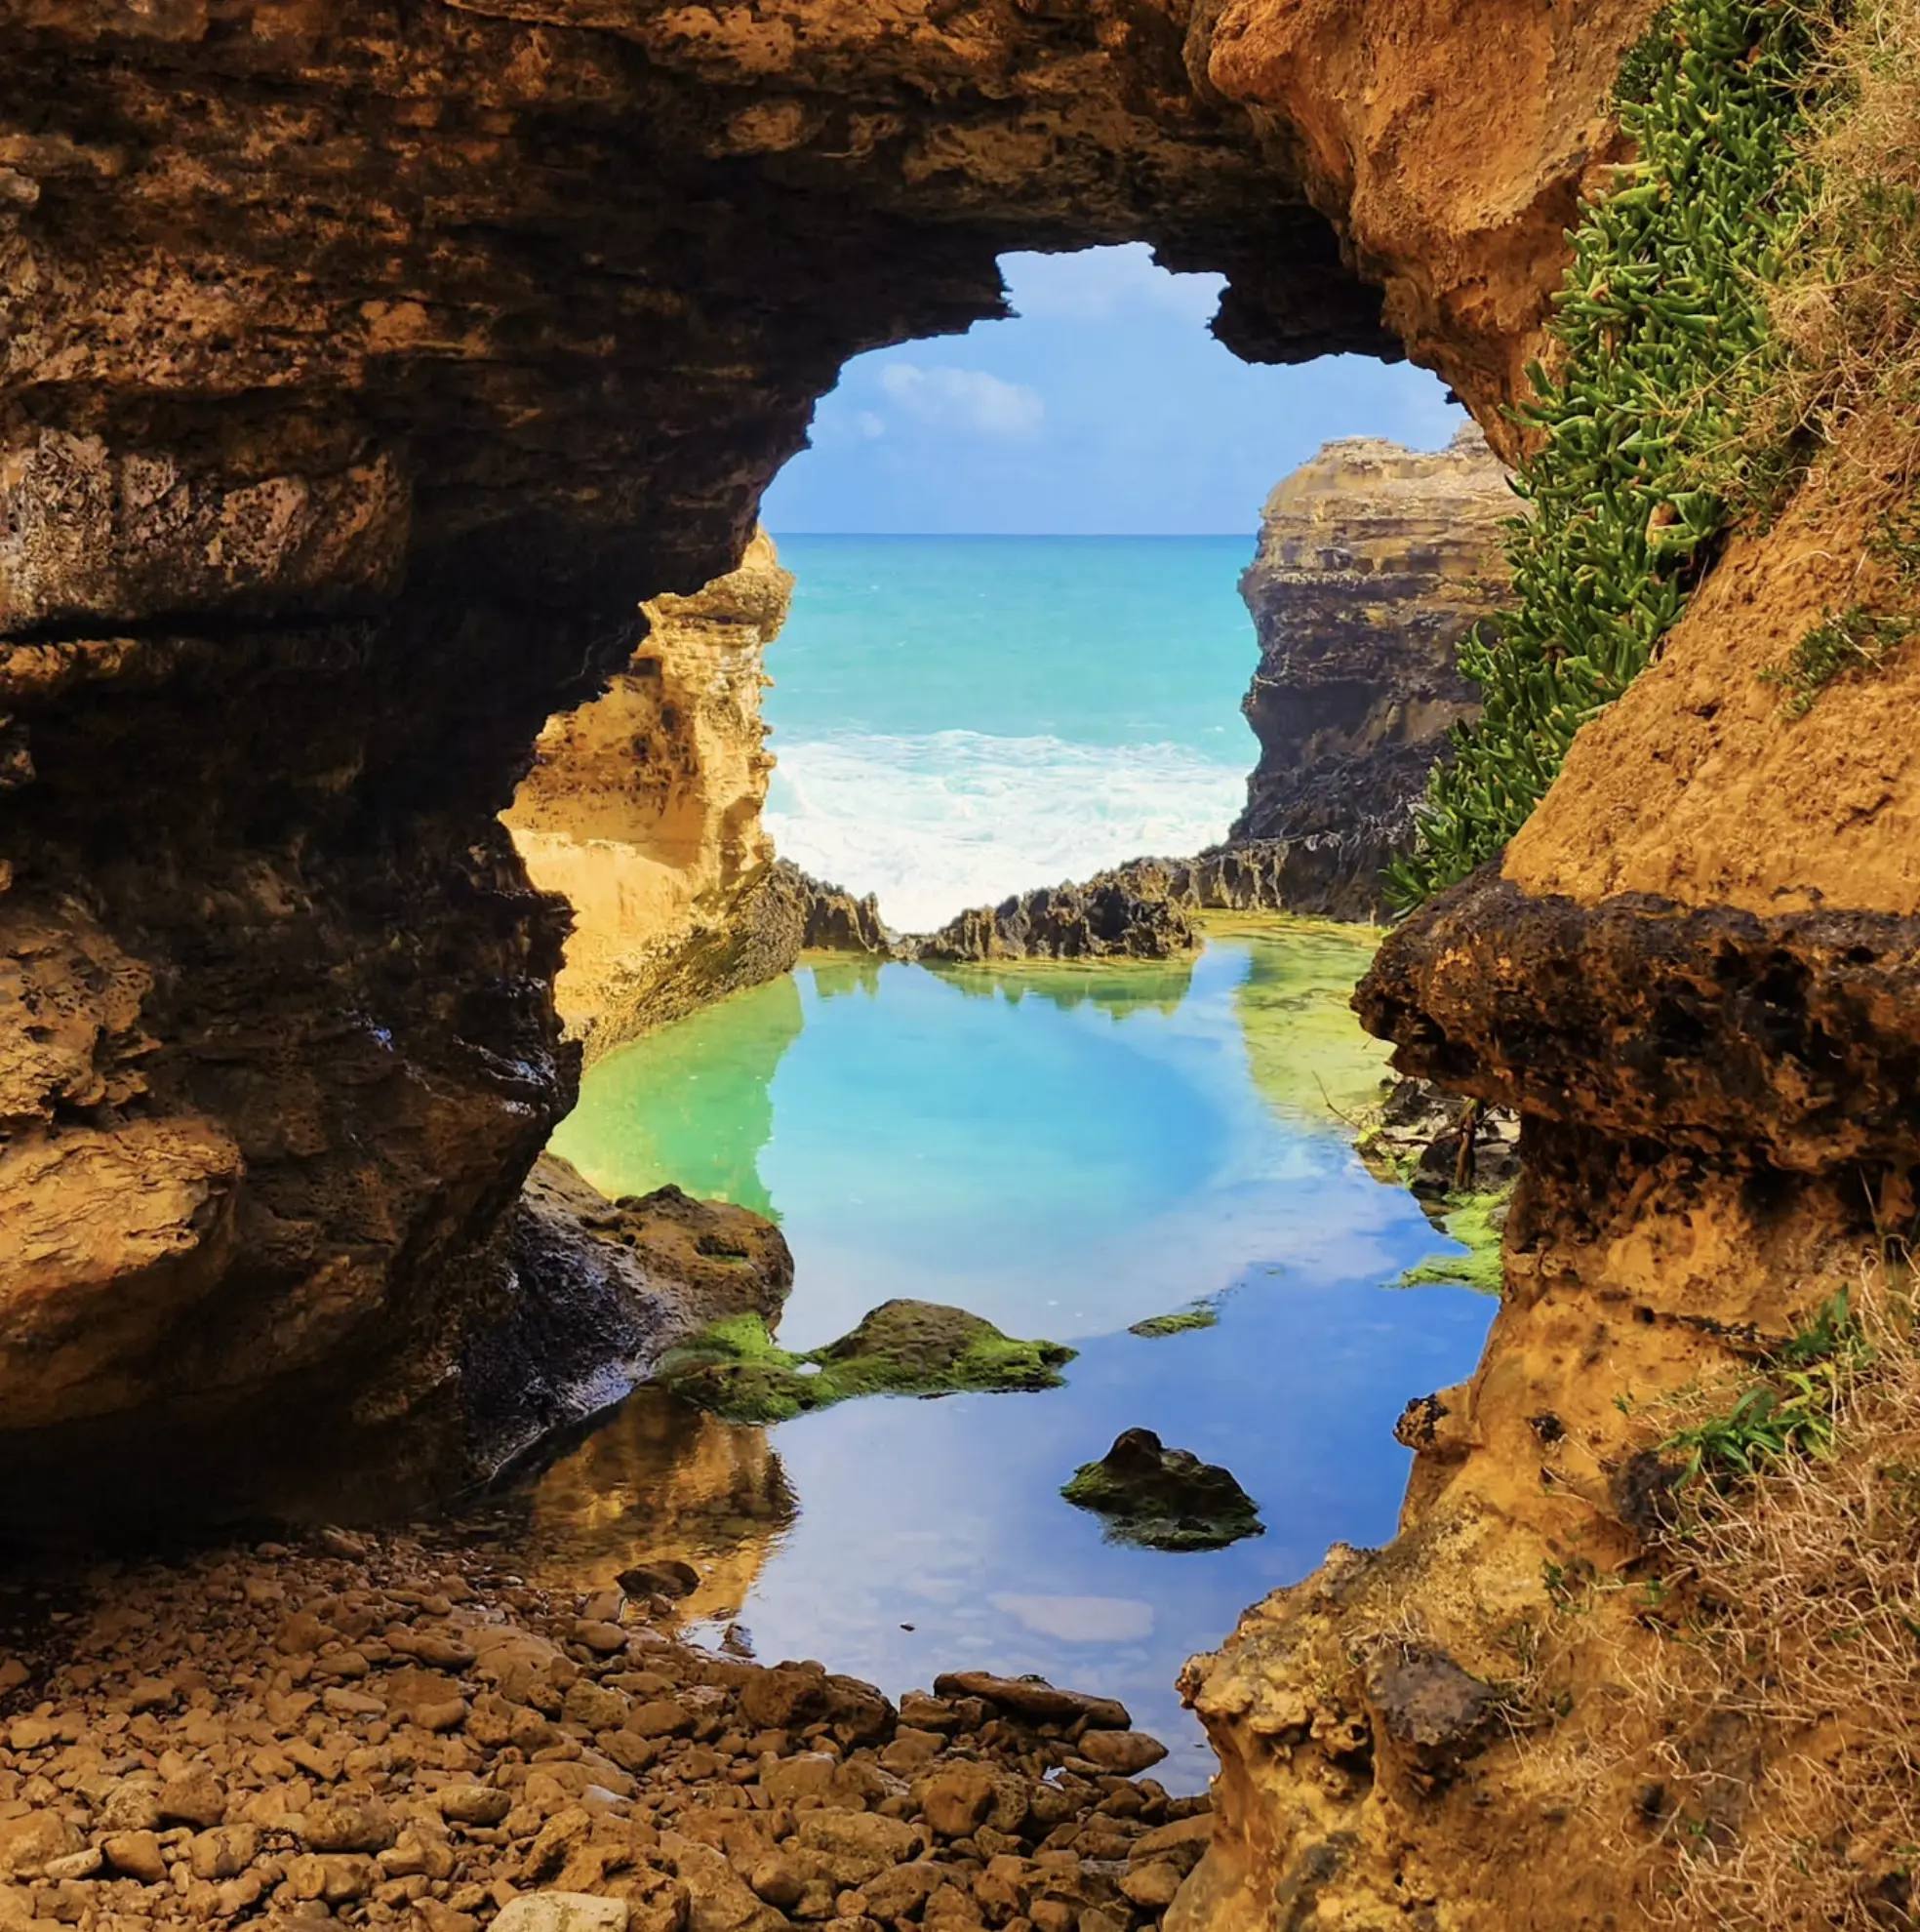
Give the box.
[914,869,1199,964]
[1172,472,1920,1924]
[1228,425,1513,919]
[506,531,801,1062]
[0,0,1656,1509]
[885,844,1349,965]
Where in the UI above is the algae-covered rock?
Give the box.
[1128,1303,1220,1339]
[1400,1191,1507,1295]
[1061,1427,1263,1550]
[658,1300,1076,1423]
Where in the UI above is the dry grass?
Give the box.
[1762,0,1920,566]
[1534,1257,1920,1929]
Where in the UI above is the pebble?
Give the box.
[0,1529,1212,1930]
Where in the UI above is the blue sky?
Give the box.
[761,244,1466,538]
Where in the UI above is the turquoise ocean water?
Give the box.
[762,536,1260,931]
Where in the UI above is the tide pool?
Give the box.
[511,922,1496,1776]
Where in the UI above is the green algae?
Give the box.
[1401,1191,1508,1296]
[1209,913,1395,1129]
[657,1300,1077,1424]
[550,973,803,1221]
[1128,1302,1221,1339]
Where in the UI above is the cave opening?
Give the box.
[752,242,1466,934]
[492,245,1503,1763]
[0,0,1560,1550]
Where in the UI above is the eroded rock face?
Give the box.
[1229,425,1512,919]
[506,530,800,1060]
[1208,0,1661,442]
[1178,448,1920,1925]
[0,1,1643,1514]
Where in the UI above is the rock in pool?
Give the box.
[1060,1428,1264,1550]
[657,1299,1076,1423]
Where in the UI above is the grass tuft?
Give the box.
[1661,1288,1868,1485]
[1761,605,1913,712]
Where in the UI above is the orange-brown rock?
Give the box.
[1168,421,1920,1923]
[1207,0,1660,446]
[506,529,803,1060]
[1503,476,1920,917]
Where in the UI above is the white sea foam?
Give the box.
[764,729,1247,934]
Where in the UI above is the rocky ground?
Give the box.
[0,1534,1208,1932]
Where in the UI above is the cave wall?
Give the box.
[24,0,1903,1914]
[0,0,1657,1512]
[1174,253,1920,1932]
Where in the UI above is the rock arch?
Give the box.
[0,0,1653,1519]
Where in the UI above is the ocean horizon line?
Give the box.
[765,529,1258,542]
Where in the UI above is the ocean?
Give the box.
[761,535,1260,932]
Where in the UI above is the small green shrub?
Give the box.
[1762,495,1920,712]
[1662,1289,1868,1485]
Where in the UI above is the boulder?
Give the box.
[1060,1429,1263,1550]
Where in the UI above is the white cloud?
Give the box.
[876,363,1045,442]
[1001,242,1225,326]
[855,411,887,439]
[988,1593,1155,1643]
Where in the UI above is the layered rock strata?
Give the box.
[1229,426,1513,920]
[506,532,800,1062]
[0,0,1657,1509]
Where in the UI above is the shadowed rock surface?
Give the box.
[1061,1429,1263,1551]
[1228,427,1512,920]
[0,0,1652,1520]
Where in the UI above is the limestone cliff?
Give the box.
[1230,426,1512,920]
[0,0,1655,1518]
[1172,266,1920,1932]
[505,529,801,1061]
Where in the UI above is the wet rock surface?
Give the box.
[464,1161,796,1498]
[885,845,1365,968]
[789,875,893,960]
[1060,1432,1262,1553]
[1356,867,1920,1166]
[1229,430,1513,922]
[0,1534,1207,1932]
[912,877,1196,967]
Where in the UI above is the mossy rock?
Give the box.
[657,1300,1076,1424]
[1128,1303,1220,1339]
[1061,1427,1263,1551]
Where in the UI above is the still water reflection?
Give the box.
[509,920,1494,1784]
